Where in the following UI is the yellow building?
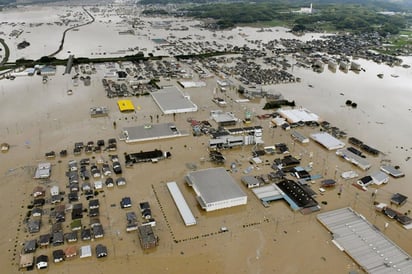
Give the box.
[117,99,135,112]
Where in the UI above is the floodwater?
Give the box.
[1,5,327,61]
[1,4,412,274]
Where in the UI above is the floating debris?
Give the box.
[1,143,10,152]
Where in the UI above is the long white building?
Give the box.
[166,182,197,226]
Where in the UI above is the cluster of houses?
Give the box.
[72,138,117,155]
[375,192,412,229]
[21,139,128,270]
[20,243,108,270]
[124,201,159,249]
[22,177,108,270]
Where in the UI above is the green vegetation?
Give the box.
[182,2,408,35]
[0,38,10,66]
[382,29,412,55]
[175,50,238,60]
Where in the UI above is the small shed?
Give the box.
[241,176,261,188]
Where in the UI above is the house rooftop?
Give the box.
[391,193,408,206]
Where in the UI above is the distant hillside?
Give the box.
[0,0,15,5]
[139,0,412,11]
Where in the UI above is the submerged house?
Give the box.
[137,225,159,249]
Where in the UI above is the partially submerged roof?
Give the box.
[20,253,34,268]
[186,167,247,209]
[151,86,198,114]
[311,132,345,150]
[278,108,319,123]
[370,171,389,185]
[391,193,408,206]
[336,148,371,170]
[317,207,412,273]
[80,245,92,258]
[251,183,284,203]
[34,162,51,179]
[380,165,405,178]
[121,122,187,143]
[166,182,197,226]
[117,99,135,112]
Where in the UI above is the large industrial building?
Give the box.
[278,108,319,124]
[120,122,188,143]
[151,86,198,114]
[310,132,345,150]
[318,207,412,273]
[185,167,247,212]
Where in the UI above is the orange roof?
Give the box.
[64,246,77,258]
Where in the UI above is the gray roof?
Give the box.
[241,176,261,187]
[380,165,404,178]
[251,183,284,202]
[336,148,371,170]
[211,111,239,123]
[151,86,198,114]
[186,167,246,204]
[121,122,187,143]
[317,207,412,274]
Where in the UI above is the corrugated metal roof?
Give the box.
[317,207,412,273]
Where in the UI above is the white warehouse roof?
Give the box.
[166,182,197,226]
[311,132,345,150]
[151,86,198,114]
[186,167,247,212]
[278,108,319,124]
